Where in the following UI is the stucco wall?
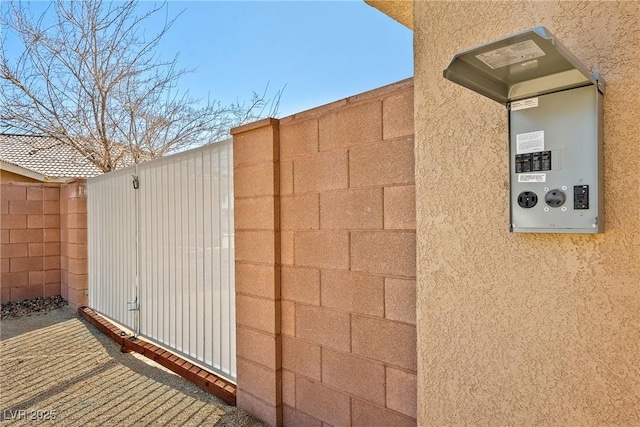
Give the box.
[414,1,639,424]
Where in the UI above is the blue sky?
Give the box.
[153,1,413,117]
[3,1,413,118]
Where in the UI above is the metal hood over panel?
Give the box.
[443,27,604,104]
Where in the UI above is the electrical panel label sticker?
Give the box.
[518,173,546,183]
[476,40,546,69]
[516,130,544,154]
[511,97,538,111]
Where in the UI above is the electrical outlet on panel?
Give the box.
[574,185,589,209]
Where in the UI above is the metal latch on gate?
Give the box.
[127,297,140,338]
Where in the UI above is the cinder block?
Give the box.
[296,305,350,352]
[386,367,417,418]
[59,213,68,228]
[350,138,414,188]
[26,187,44,200]
[0,230,8,243]
[65,181,87,200]
[235,263,278,299]
[235,197,277,230]
[281,194,319,231]
[281,231,294,266]
[282,335,321,381]
[2,272,28,287]
[43,201,59,214]
[44,242,61,257]
[237,358,279,406]
[294,231,349,269]
[67,213,87,229]
[28,270,44,285]
[28,243,44,257]
[236,389,280,427]
[1,286,10,304]
[27,214,43,229]
[60,279,68,299]
[2,214,27,229]
[44,255,61,270]
[67,288,87,308]
[322,348,386,405]
[281,267,320,305]
[1,258,8,273]
[233,125,277,167]
[236,231,276,265]
[282,370,296,407]
[385,278,416,325]
[352,315,416,371]
[235,163,276,198]
[319,101,382,151]
[321,269,384,317]
[237,326,279,370]
[67,229,87,244]
[66,243,87,259]
[11,256,44,272]
[68,198,87,214]
[26,284,44,299]
[351,398,416,427]
[1,185,27,201]
[45,269,61,284]
[383,90,414,140]
[67,258,87,275]
[9,286,28,301]
[67,272,87,288]
[43,187,59,201]
[320,188,383,230]
[283,405,322,427]
[1,243,28,258]
[280,118,318,160]
[280,161,294,195]
[295,377,351,427]
[384,185,416,230]
[44,282,61,297]
[44,229,60,243]
[351,231,415,277]
[281,300,295,337]
[294,150,348,194]
[9,200,42,215]
[1,200,7,215]
[236,294,277,334]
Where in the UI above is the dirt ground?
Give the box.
[0,307,265,426]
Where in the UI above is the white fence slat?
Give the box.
[88,139,236,381]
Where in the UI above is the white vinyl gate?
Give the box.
[88,140,236,381]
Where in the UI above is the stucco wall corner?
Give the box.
[414,1,640,425]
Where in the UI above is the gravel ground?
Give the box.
[0,307,265,427]
[1,296,69,320]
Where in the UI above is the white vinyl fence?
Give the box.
[88,139,236,381]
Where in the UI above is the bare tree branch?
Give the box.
[1,0,283,172]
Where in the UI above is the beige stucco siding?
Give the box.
[414,1,639,424]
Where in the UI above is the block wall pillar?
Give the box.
[231,118,282,426]
[60,179,88,308]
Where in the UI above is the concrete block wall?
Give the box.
[60,180,89,307]
[232,119,283,425]
[232,79,416,426]
[1,180,88,306]
[1,183,61,303]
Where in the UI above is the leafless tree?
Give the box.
[1,0,282,172]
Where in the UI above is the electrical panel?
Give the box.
[443,27,604,233]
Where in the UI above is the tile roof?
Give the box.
[0,134,102,179]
